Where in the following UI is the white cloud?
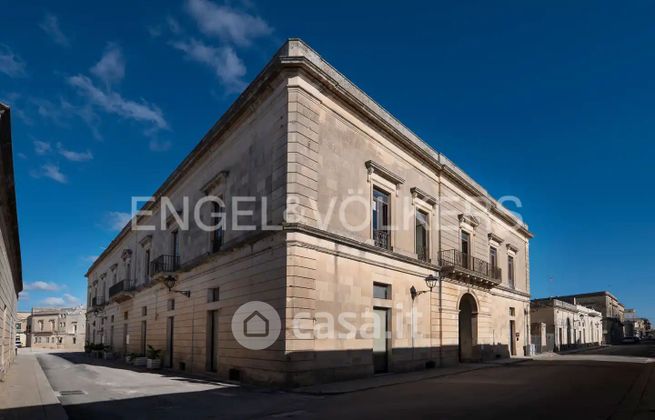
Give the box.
[56,143,93,162]
[33,140,52,155]
[42,297,65,306]
[171,39,246,92]
[39,14,71,48]
[17,152,27,159]
[31,164,68,184]
[91,44,125,85]
[68,74,168,131]
[0,44,27,78]
[104,211,132,231]
[18,291,29,301]
[24,281,62,291]
[83,255,98,263]
[63,294,81,305]
[185,0,272,47]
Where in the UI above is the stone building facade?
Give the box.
[30,307,86,350]
[86,39,532,387]
[555,292,624,344]
[16,311,30,347]
[530,298,603,352]
[0,103,23,380]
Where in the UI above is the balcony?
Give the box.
[439,249,502,287]
[150,255,180,280]
[109,279,136,303]
[373,230,390,250]
[91,295,106,308]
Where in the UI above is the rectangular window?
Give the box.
[124,311,129,320]
[509,307,516,317]
[490,246,498,279]
[171,230,179,259]
[508,255,515,289]
[144,249,151,278]
[461,231,471,269]
[373,283,391,300]
[415,210,429,261]
[142,306,147,317]
[212,201,224,253]
[372,188,391,249]
[168,299,175,311]
[208,288,220,303]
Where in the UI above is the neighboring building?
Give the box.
[530,298,602,352]
[554,292,624,344]
[85,39,533,387]
[15,311,30,347]
[625,309,649,338]
[30,307,86,350]
[0,103,23,380]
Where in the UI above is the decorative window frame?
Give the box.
[488,232,504,248]
[458,214,477,256]
[411,187,437,262]
[366,161,404,250]
[201,170,229,253]
[506,243,519,257]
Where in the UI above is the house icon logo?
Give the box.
[244,311,269,337]
[232,301,281,350]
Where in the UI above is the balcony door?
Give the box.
[372,188,391,249]
[461,231,471,269]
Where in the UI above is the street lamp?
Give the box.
[410,272,440,300]
[163,276,191,298]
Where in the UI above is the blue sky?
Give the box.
[2,1,654,320]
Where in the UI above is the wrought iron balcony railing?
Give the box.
[416,244,429,262]
[373,229,390,250]
[439,249,502,284]
[108,279,136,298]
[150,255,180,276]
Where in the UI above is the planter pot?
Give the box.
[133,357,147,367]
[147,359,161,369]
[103,352,114,360]
[93,350,103,359]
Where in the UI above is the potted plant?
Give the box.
[146,345,162,369]
[133,354,147,367]
[126,352,136,364]
[92,343,104,359]
[84,342,92,354]
[102,345,114,360]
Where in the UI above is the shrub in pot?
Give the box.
[146,345,162,369]
[126,353,137,364]
[133,354,147,367]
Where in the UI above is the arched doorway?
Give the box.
[458,293,478,362]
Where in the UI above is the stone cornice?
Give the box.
[365,160,405,186]
[410,187,437,206]
[201,170,229,194]
[488,232,504,246]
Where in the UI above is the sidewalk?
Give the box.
[0,349,67,420]
[294,357,529,395]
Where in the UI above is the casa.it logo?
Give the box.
[231,301,281,350]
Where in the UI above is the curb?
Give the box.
[32,354,69,420]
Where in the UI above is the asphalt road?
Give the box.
[37,343,655,420]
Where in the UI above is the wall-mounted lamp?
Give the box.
[410,272,440,300]
[163,276,191,298]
